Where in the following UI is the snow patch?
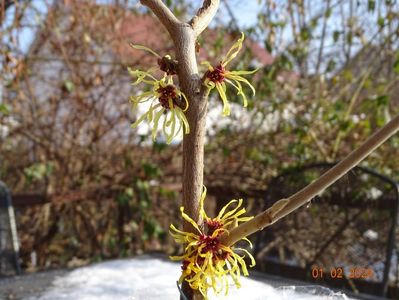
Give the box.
[26,256,353,300]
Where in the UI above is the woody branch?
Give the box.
[220,113,399,246]
[138,0,220,231]
[139,1,220,299]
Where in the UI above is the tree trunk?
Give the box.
[175,25,207,300]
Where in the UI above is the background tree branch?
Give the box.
[1,0,28,24]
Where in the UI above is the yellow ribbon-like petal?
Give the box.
[222,32,245,67]
[130,43,161,58]
[215,82,230,116]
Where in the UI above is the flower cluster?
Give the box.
[128,45,188,144]
[170,187,255,299]
[129,33,258,142]
[129,38,259,296]
[202,32,257,116]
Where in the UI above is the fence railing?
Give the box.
[0,181,22,276]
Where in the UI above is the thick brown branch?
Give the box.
[139,0,181,36]
[189,0,220,36]
[221,113,399,246]
[139,2,220,299]
[174,24,208,300]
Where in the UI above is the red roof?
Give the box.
[35,2,273,70]
[114,14,273,67]
[115,13,172,65]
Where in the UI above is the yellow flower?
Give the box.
[202,32,258,116]
[130,44,178,76]
[169,187,255,299]
[128,70,189,144]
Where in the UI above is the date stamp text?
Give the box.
[311,266,374,279]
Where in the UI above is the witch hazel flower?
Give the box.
[202,32,258,116]
[128,43,189,144]
[128,71,189,144]
[130,44,178,76]
[169,186,255,299]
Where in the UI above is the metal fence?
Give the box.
[0,181,21,276]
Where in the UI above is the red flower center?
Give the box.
[156,85,178,109]
[196,234,230,265]
[157,56,177,75]
[206,219,223,235]
[199,234,220,254]
[205,63,225,83]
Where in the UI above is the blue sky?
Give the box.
[218,0,261,28]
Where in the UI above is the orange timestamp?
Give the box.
[311,266,374,279]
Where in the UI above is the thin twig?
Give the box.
[332,68,372,159]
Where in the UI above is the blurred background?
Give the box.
[1,0,399,298]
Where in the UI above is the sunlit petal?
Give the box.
[225,78,248,107]
[226,73,256,96]
[222,32,244,67]
[130,43,161,58]
[215,82,230,116]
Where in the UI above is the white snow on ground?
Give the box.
[27,256,353,300]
